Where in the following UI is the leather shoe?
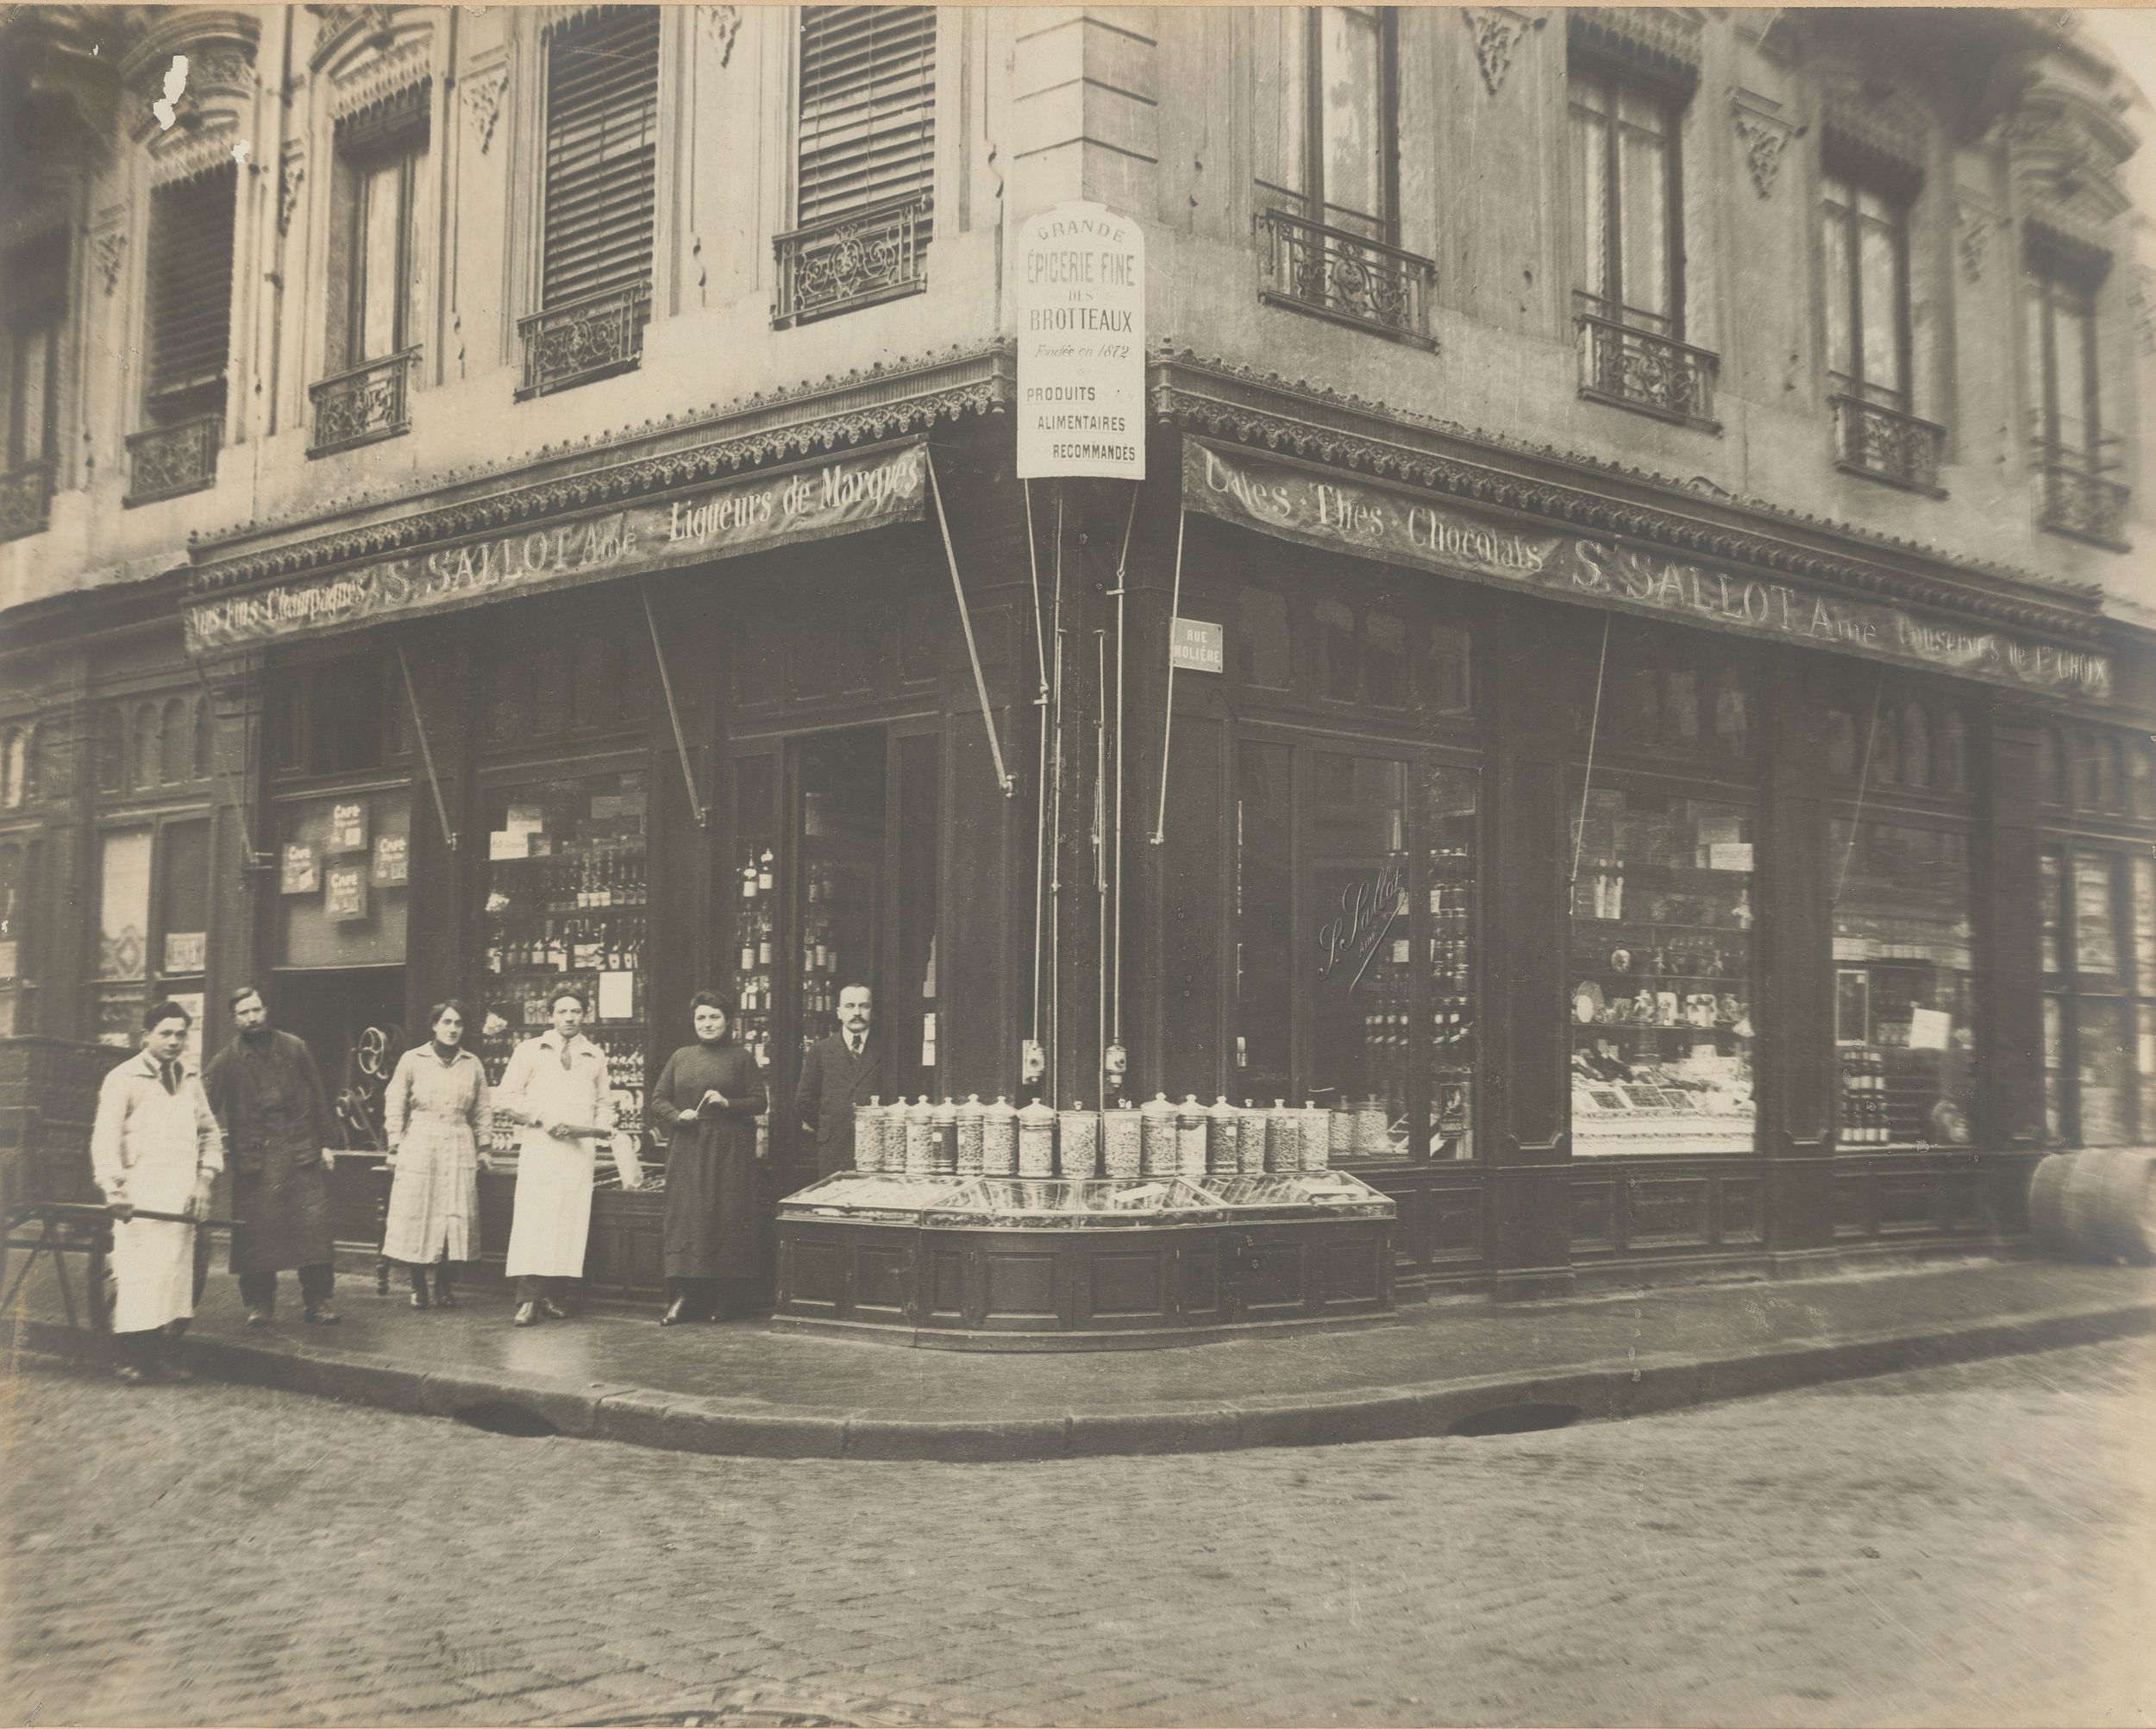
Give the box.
[409,1290,430,1310]
[304,1304,341,1325]
[433,1285,457,1311]
[112,1363,148,1386]
[160,1363,197,1385]
[243,1306,272,1328]
[512,1300,540,1327]
[537,1297,569,1321]
[660,1296,688,1326]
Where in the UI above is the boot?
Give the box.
[160,1319,196,1383]
[407,1264,430,1310]
[661,1293,688,1326]
[433,1265,457,1311]
[512,1300,540,1327]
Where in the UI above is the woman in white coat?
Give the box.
[90,999,224,1384]
[495,988,613,1325]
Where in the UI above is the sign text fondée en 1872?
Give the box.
[1016,201,1145,481]
[184,443,928,655]
[1182,440,2112,700]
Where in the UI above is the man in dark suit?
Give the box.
[793,983,885,1178]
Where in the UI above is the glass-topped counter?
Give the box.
[778,1168,1395,1228]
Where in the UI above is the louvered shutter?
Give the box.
[147,165,236,404]
[542,8,660,310]
[798,7,935,231]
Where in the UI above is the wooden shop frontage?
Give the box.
[151,349,2155,1325]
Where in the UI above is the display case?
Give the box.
[479,768,649,1159]
[1569,790,1756,1156]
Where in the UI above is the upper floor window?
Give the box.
[129,165,235,504]
[1569,54,1714,427]
[1255,6,1395,244]
[2025,237,2128,546]
[1,724,38,810]
[271,655,411,778]
[2,230,64,540]
[518,7,659,397]
[1822,172,1910,411]
[774,7,935,326]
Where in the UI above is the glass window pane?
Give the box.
[1235,740,1294,1106]
[159,819,210,975]
[359,157,404,360]
[1936,708,1968,793]
[1315,598,1356,701]
[2043,994,2065,1143]
[13,323,51,461]
[1365,609,1404,708]
[1570,79,1610,307]
[1571,790,1756,1156]
[1858,209,1902,395]
[1319,7,1385,231]
[2138,1005,2156,1144]
[1424,766,1476,1160]
[2076,999,2131,1145]
[98,828,153,981]
[2073,852,2118,977]
[2133,855,2156,990]
[1821,201,1852,384]
[1238,586,1292,690]
[1901,704,1929,788]
[2054,295,2091,457]
[1309,754,1407,1152]
[279,792,411,970]
[1830,823,1976,1149]
[2040,849,2063,976]
[1423,623,1471,715]
[1615,92,1669,320]
[1253,7,1308,204]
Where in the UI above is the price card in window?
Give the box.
[280,843,318,895]
[372,833,409,886]
[329,799,367,855]
[1908,1008,1951,1051]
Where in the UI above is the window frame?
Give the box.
[2040,841,2156,1148]
[87,807,214,1047]
[2024,240,2110,477]
[1821,166,1915,412]
[143,163,238,423]
[1254,5,1401,246]
[794,4,939,231]
[538,6,661,316]
[335,97,429,371]
[1569,55,1688,339]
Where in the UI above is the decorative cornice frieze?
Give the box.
[1731,97,1803,199]
[93,228,126,295]
[1146,350,2107,640]
[1462,8,1541,97]
[148,122,241,186]
[329,34,431,120]
[278,147,305,235]
[2130,266,2156,360]
[1568,8,1702,81]
[698,3,744,68]
[185,346,1014,593]
[1819,87,1926,190]
[463,63,508,153]
[1955,200,1994,283]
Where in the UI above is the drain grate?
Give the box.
[1447,1401,1583,1437]
[453,1400,561,1438]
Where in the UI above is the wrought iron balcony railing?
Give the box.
[309,347,418,457]
[517,284,649,400]
[2038,454,2132,549]
[1574,298,1720,429]
[1257,208,1435,348]
[0,460,54,542]
[1830,392,1946,496]
[125,414,222,507]
[773,194,930,329]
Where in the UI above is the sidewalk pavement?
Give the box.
[7,1254,2153,1461]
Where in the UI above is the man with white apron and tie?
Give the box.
[90,999,225,1384]
[496,989,613,1326]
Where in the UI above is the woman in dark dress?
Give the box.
[649,992,767,1325]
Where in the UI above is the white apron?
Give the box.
[498,1034,609,1280]
[91,1056,223,1333]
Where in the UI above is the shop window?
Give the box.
[1238,588,1293,691]
[900,588,941,686]
[1871,707,1900,785]
[1825,707,1858,778]
[2131,738,2156,820]
[2040,727,2065,805]
[276,789,411,971]
[1423,623,1471,715]
[1936,707,1969,794]
[477,771,648,1158]
[1601,632,1753,766]
[1255,5,1396,242]
[2042,847,2156,1145]
[192,699,213,781]
[1,725,32,809]
[1714,682,1749,760]
[1570,789,1755,1156]
[2070,730,2101,810]
[159,698,189,784]
[1900,703,1929,789]
[275,655,417,775]
[1233,738,1478,1161]
[2101,735,2126,811]
[736,611,783,709]
[1315,598,1357,701]
[131,705,161,792]
[145,165,236,424]
[1364,609,1405,709]
[93,827,152,1044]
[0,839,34,1036]
[97,707,124,795]
[1830,821,1975,1149]
[729,755,778,1071]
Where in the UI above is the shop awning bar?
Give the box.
[395,642,457,853]
[640,579,707,829]
[924,448,1013,798]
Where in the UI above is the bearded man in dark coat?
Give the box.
[202,985,340,1325]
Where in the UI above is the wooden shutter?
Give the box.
[798,6,935,229]
[147,165,236,403]
[542,7,660,310]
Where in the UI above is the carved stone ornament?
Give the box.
[149,122,243,187]
[1462,9,1540,97]
[1731,101,1802,199]
[1955,204,1992,284]
[2129,266,2156,360]
[94,229,127,295]
[329,35,431,120]
[698,3,743,68]
[279,150,306,235]
[464,63,508,153]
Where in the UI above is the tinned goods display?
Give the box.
[1058,1104,1099,1179]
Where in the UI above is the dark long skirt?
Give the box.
[661,1129,758,1281]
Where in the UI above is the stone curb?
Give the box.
[9,1296,2153,1462]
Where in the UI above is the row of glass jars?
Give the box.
[850,1094,1369,1181]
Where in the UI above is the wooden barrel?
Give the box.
[2027,1152,2080,1259]
[2057,1148,2156,1264]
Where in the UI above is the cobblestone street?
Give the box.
[4,1332,2152,1728]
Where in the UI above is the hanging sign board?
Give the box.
[1016,201,1145,480]
[1170,617,1224,673]
[1181,439,2114,700]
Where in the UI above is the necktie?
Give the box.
[849,1037,862,1059]
[559,1040,573,1072]
[161,1062,180,1095]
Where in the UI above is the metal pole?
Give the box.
[1026,480,1050,1055]
[1048,485,1067,1105]
[1095,628,1108,1106]
[1111,484,1138,1048]
[925,448,1013,795]
[1149,504,1189,846]
[639,579,707,828]
[395,642,458,851]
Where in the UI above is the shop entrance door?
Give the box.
[728,723,941,1195]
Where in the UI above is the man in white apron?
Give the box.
[497,989,612,1326]
[90,999,225,1384]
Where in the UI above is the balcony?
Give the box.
[1574,297,1719,430]
[309,348,418,458]
[125,415,222,507]
[773,194,930,329]
[1831,393,1946,496]
[0,460,53,542]
[1257,208,1435,349]
[2038,454,2132,550]
[517,285,649,400]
